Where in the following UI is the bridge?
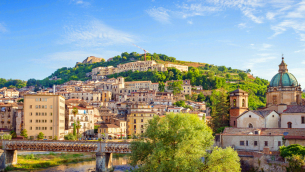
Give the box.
[0,140,131,172]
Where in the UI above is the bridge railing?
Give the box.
[2,140,131,153]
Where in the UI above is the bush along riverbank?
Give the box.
[5,152,96,171]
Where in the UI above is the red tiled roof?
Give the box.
[284,136,305,140]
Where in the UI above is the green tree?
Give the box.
[72,107,78,136]
[167,81,183,95]
[17,98,24,103]
[210,90,230,132]
[10,131,17,138]
[37,132,44,140]
[53,135,58,140]
[302,93,305,99]
[280,144,305,158]
[129,113,214,172]
[64,133,76,140]
[197,92,205,102]
[76,121,81,134]
[225,73,231,79]
[173,100,185,107]
[205,146,241,172]
[158,82,165,92]
[20,129,28,138]
[238,72,247,80]
[286,155,305,172]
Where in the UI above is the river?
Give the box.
[17,152,132,172]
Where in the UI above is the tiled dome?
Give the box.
[270,72,298,87]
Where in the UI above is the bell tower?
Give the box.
[229,88,249,127]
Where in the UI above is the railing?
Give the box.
[2,140,131,153]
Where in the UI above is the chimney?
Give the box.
[53,85,56,95]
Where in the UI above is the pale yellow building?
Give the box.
[24,94,65,140]
[127,103,156,135]
[165,63,188,72]
[0,103,18,129]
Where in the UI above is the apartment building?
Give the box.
[2,89,19,98]
[129,89,156,103]
[65,99,95,137]
[24,94,66,140]
[154,92,174,105]
[98,118,127,139]
[127,103,156,135]
[0,103,18,129]
[124,81,159,94]
[165,64,188,72]
[117,60,166,73]
[57,91,101,102]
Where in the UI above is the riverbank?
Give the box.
[5,152,96,171]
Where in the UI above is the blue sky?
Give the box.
[0,0,305,87]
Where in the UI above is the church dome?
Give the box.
[270,72,298,87]
[269,57,298,87]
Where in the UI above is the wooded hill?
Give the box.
[6,52,271,110]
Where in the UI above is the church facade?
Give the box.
[229,57,305,129]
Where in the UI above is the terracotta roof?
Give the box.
[99,123,120,128]
[284,136,305,140]
[283,105,305,113]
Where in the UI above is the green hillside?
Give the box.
[24,52,268,110]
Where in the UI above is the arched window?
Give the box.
[287,122,292,128]
[242,99,245,107]
[233,99,236,107]
[248,123,253,128]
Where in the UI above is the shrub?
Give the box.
[280,144,305,158]
[64,133,76,140]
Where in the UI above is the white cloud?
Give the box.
[302,60,305,64]
[240,7,263,23]
[62,20,135,47]
[146,7,171,24]
[72,0,90,6]
[238,23,247,28]
[187,20,193,24]
[0,23,7,33]
[245,54,276,69]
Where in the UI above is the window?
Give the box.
[240,141,244,146]
[30,120,32,123]
[134,125,136,129]
[242,99,245,107]
[288,122,292,128]
[273,95,277,105]
[234,121,236,126]
[45,105,47,109]
[141,125,143,128]
[254,131,259,135]
[50,127,52,130]
[254,141,258,146]
[233,99,236,107]
[49,136,52,139]
[264,141,268,146]
[134,119,136,123]
[30,112,32,116]
[36,112,38,116]
[50,105,53,109]
[302,116,305,124]
[134,114,136,116]
[50,113,52,116]
[30,127,32,130]
[249,115,251,118]
[141,114,143,116]
[141,119,143,122]
[50,120,53,123]
[278,141,281,146]
[35,105,38,109]
[248,123,253,128]
[30,105,32,109]
[246,140,248,146]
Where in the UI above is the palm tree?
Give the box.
[76,121,81,134]
[72,107,78,136]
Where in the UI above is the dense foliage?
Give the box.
[129,113,214,171]
[205,146,241,172]
[0,78,26,89]
[129,113,240,172]
[210,90,230,132]
[280,144,305,158]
